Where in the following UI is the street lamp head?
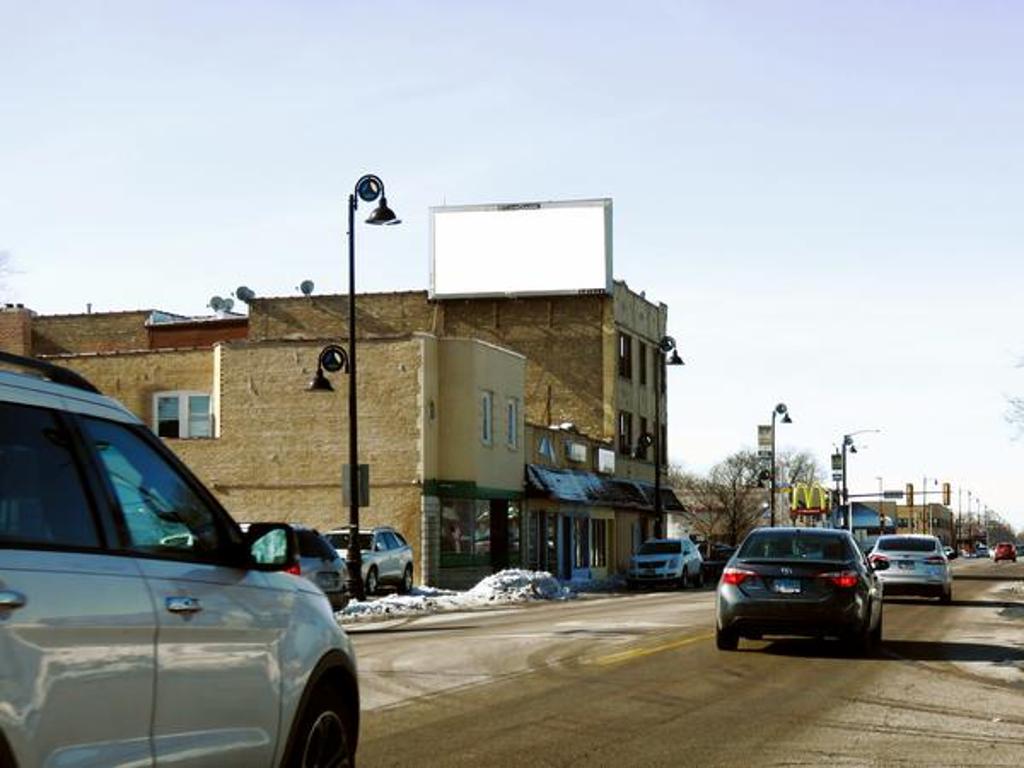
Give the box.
[307,368,334,392]
[667,349,684,366]
[781,412,792,424]
[366,196,401,226]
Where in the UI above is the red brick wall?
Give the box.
[0,307,33,356]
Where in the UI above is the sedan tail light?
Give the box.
[721,567,757,586]
[285,563,302,576]
[924,556,945,565]
[821,570,859,589]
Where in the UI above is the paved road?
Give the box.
[350,559,1024,767]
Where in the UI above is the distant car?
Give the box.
[993,542,1018,563]
[239,523,349,611]
[325,526,415,595]
[715,527,885,654]
[975,543,989,558]
[868,534,953,603]
[627,538,704,589]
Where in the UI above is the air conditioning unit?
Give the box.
[566,442,587,463]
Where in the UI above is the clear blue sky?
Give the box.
[3,1,1023,529]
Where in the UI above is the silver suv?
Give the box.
[325,526,415,595]
[627,538,705,589]
[0,353,360,767]
[241,524,349,612]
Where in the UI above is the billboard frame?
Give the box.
[428,197,613,300]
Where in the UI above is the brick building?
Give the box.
[5,280,680,585]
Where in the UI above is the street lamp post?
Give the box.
[638,336,683,538]
[769,403,792,528]
[309,175,399,602]
[839,429,880,533]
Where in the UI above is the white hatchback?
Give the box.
[0,353,359,768]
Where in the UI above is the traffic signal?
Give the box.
[942,482,951,506]
[905,483,914,508]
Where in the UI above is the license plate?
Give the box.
[898,561,915,570]
[773,578,801,594]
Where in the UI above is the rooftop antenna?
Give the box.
[235,286,256,303]
[299,279,315,296]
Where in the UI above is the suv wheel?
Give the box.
[365,567,379,596]
[289,684,353,768]
[398,565,413,595]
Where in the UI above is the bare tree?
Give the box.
[776,448,827,487]
[671,451,766,547]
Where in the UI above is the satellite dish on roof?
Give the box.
[299,279,315,296]
[222,297,235,312]
[208,296,225,312]
[235,286,256,303]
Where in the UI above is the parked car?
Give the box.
[868,534,953,603]
[240,523,349,611]
[627,538,704,589]
[0,352,360,767]
[325,526,415,595]
[715,527,885,654]
[993,541,1018,563]
[975,543,989,558]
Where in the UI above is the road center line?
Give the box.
[592,631,714,666]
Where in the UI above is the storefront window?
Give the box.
[441,499,510,568]
[574,517,590,569]
[592,519,607,567]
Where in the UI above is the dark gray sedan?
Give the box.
[715,527,886,654]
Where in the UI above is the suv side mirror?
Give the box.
[245,523,299,572]
[870,558,890,572]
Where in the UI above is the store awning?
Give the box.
[526,465,685,513]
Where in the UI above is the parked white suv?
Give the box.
[627,537,705,589]
[325,526,415,595]
[0,353,360,768]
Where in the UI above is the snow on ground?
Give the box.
[337,569,622,623]
[950,582,1024,685]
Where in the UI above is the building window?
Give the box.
[506,398,519,448]
[638,417,649,460]
[618,333,633,379]
[481,390,493,445]
[639,343,648,387]
[574,517,590,569]
[538,435,556,461]
[618,410,633,456]
[154,392,212,439]
[591,519,608,568]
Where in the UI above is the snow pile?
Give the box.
[338,569,577,623]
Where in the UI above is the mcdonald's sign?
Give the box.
[790,483,832,514]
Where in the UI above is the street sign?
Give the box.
[883,490,904,499]
[832,471,843,482]
[758,425,772,460]
[342,464,370,507]
[830,452,843,472]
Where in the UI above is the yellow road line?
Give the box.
[593,631,714,666]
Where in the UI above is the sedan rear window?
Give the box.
[638,541,683,555]
[738,532,850,562]
[296,530,335,559]
[876,537,938,552]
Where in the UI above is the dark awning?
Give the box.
[526,465,685,513]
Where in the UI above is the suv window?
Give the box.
[392,531,408,548]
[0,402,100,549]
[80,417,229,560]
[297,529,335,559]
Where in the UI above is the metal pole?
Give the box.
[653,350,662,538]
[842,438,850,532]
[346,193,364,601]
[769,410,777,528]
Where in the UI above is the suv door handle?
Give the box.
[0,590,27,610]
[166,596,203,614]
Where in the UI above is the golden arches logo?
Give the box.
[790,483,831,513]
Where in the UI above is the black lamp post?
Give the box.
[309,175,399,601]
[649,336,683,538]
[768,403,791,528]
[839,429,880,533]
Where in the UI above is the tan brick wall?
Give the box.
[33,311,151,355]
[247,291,437,342]
[0,307,33,355]
[52,348,215,427]
[440,295,608,440]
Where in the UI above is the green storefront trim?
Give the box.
[422,479,523,501]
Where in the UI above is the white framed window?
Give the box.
[481,390,493,445]
[506,398,519,448]
[154,392,213,439]
[538,435,555,461]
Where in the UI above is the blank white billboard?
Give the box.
[430,199,612,298]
